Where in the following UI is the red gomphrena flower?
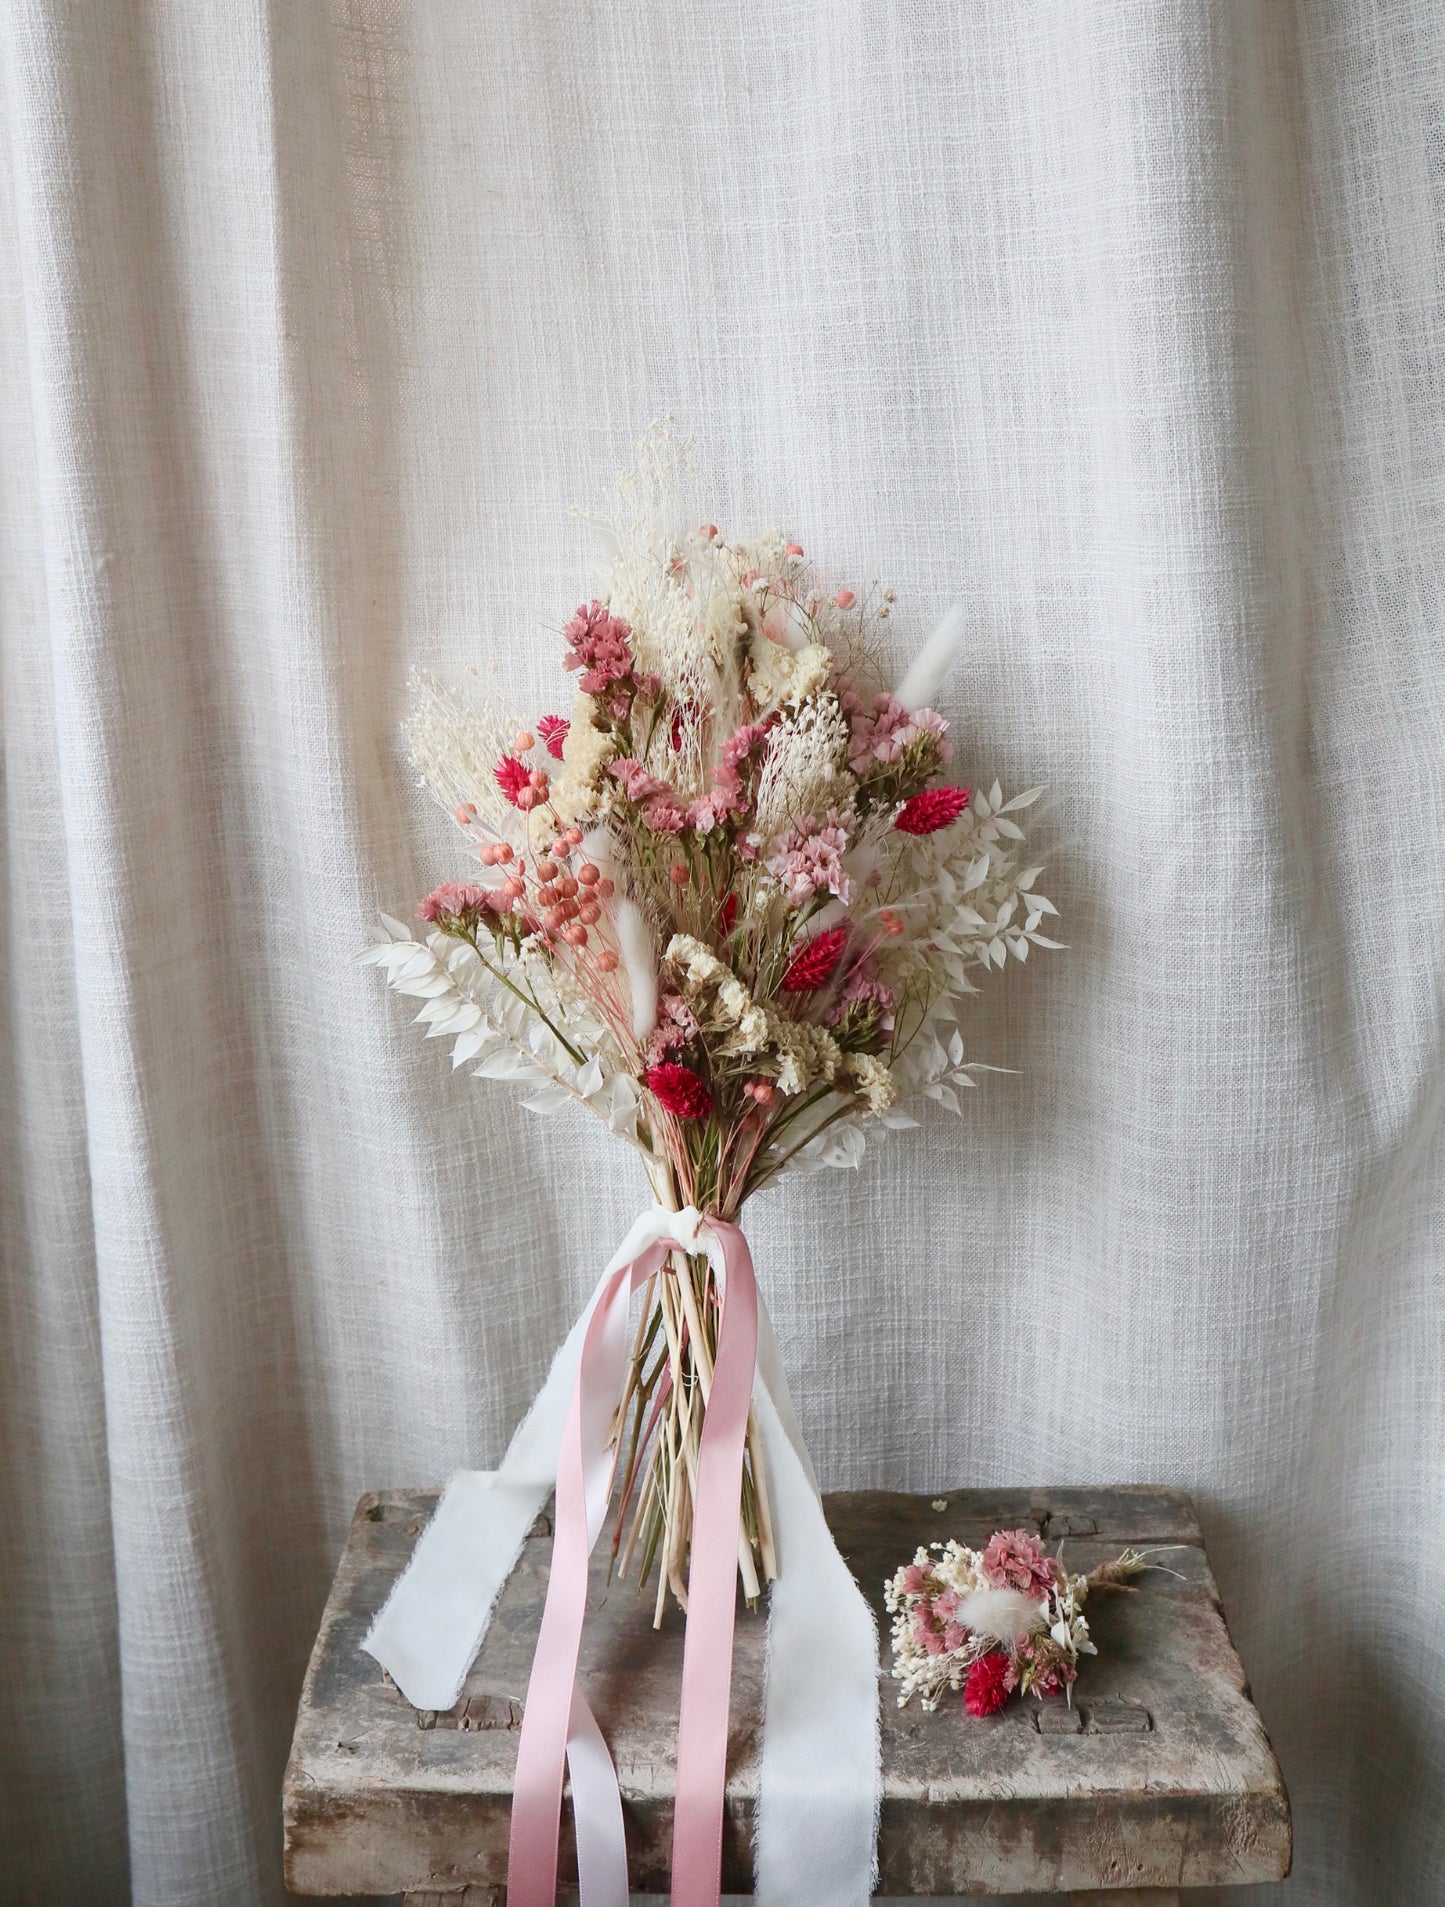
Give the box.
[963,1653,1012,1718]
[494,755,530,806]
[537,714,570,760]
[894,784,970,836]
[781,924,849,993]
[644,1062,713,1120]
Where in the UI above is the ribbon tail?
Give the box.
[670,1223,759,1907]
[508,1246,668,1907]
[362,1275,609,1710]
[752,1293,881,1907]
[567,1690,629,1907]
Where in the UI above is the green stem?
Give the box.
[462,931,589,1065]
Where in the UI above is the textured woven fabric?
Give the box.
[1,3,1441,1903]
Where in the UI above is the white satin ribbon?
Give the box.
[362,1206,880,1906]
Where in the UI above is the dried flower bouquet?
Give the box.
[886,1527,1184,1715]
[361,428,1059,1617]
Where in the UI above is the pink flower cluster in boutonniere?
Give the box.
[885,1528,1181,1714]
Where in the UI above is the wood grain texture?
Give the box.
[283,1486,1290,1898]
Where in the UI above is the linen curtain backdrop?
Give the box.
[2,3,1441,1903]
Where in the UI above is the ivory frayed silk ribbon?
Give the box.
[363,1207,880,1906]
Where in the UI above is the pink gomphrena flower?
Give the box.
[536,714,569,760]
[835,588,856,610]
[785,542,804,557]
[596,949,620,973]
[668,863,690,886]
[512,729,535,753]
[455,801,478,826]
[535,856,559,881]
[744,1078,776,1107]
[577,862,600,887]
[894,785,970,836]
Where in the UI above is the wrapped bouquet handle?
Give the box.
[363,1206,881,1907]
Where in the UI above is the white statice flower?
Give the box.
[664,934,768,1058]
[765,1015,842,1096]
[666,933,729,990]
[842,1051,897,1112]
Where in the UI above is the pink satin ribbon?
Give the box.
[506,1218,759,1907]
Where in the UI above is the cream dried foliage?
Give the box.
[752,690,853,839]
[404,673,518,827]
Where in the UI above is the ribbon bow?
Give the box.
[364,1207,879,1906]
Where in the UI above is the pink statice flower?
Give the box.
[644,797,689,833]
[765,810,854,907]
[562,601,636,694]
[645,990,701,1067]
[561,601,660,720]
[843,689,953,775]
[417,882,496,927]
[685,720,770,833]
[981,1529,1058,1599]
[609,758,688,832]
[827,966,896,1035]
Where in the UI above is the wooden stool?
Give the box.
[283,1485,1290,1902]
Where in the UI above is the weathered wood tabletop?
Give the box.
[283,1485,1290,1901]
